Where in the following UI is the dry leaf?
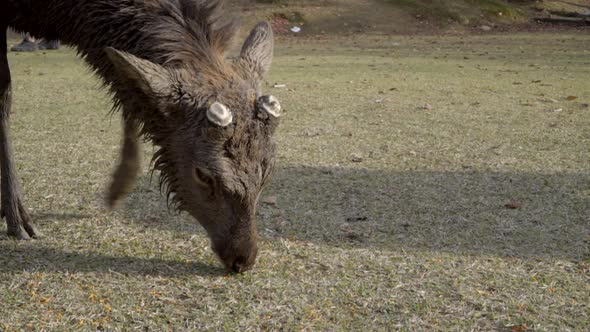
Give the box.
[505,200,522,209]
[262,196,278,205]
[509,324,528,332]
[566,95,577,101]
[351,155,364,163]
[346,216,368,223]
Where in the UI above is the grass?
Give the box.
[389,0,463,22]
[1,32,589,330]
[383,0,525,24]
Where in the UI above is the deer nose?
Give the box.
[230,254,255,273]
[232,257,246,273]
[213,237,258,273]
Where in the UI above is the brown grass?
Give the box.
[0,32,588,330]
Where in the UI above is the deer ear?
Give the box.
[239,22,274,80]
[104,47,172,97]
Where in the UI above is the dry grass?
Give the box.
[1,33,589,330]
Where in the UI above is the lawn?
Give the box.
[1,33,589,330]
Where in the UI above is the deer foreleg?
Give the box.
[0,27,39,239]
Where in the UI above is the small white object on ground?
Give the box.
[291,26,301,33]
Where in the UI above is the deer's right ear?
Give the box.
[104,47,172,98]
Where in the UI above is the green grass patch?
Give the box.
[388,0,463,22]
[383,0,525,24]
[469,0,523,18]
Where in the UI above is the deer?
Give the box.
[1,0,282,273]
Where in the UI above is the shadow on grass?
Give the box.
[30,212,92,223]
[1,165,585,276]
[123,166,589,261]
[0,243,227,277]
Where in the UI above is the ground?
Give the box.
[1,32,589,330]
[8,1,590,38]
[236,0,590,36]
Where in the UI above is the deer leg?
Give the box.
[106,119,141,209]
[0,28,39,239]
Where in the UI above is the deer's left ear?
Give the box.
[105,47,173,98]
[239,22,274,80]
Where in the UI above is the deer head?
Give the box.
[105,22,280,272]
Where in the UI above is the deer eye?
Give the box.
[194,168,214,188]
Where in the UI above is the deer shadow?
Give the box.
[0,242,227,277]
[121,165,589,261]
[29,212,92,223]
[1,165,586,276]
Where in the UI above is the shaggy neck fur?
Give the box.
[6,0,241,211]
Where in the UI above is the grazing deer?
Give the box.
[1,0,282,272]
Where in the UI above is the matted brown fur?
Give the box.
[1,0,280,272]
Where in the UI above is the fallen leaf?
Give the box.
[505,200,523,209]
[508,324,528,332]
[262,196,278,205]
[351,155,364,163]
[566,95,577,101]
[346,216,368,223]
